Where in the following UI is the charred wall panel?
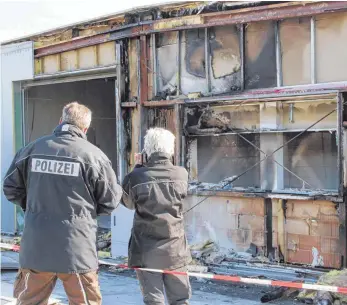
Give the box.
[197,134,261,187]
[280,18,311,86]
[156,32,178,97]
[185,105,260,135]
[209,25,242,94]
[129,39,138,100]
[180,29,208,95]
[245,21,276,90]
[147,108,176,134]
[281,101,337,130]
[147,35,154,99]
[283,132,338,190]
[316,12,347,83]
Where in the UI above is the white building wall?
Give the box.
[1,41,34,233]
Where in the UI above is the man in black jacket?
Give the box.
[3,101,122,305]
[122,127,192,305]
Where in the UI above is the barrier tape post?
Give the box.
[1,242,346,294]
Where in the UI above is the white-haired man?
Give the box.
[3,102,122,304]
[122,127,192,305]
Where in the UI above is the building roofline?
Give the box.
[1,1,264,45]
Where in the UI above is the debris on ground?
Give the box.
[1,236,21,245]
[97,229,111,252]
[261,287,299,303]
[190,239,232,265]
[297,269,347,304]
[187,263,208,273]
[188,178,263,192]
[190,238,267,267]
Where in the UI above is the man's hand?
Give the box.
[134,153,143,165]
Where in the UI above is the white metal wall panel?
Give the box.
[111,206,134,258]
[1,41,34,233]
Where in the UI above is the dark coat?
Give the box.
[122,152,192,270]
[3,123,122,273]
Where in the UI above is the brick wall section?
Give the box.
[184,196,265,253]
[275,200,340,268]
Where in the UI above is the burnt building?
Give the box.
[1,1,347,269]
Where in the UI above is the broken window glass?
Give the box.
[245,21,276,90]
[316,12,347,83]
[209,25,242,94]
[280,18,311,86]
[156,31,179,97]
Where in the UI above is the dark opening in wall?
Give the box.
[196,134,261,187]
[284,131,338,190]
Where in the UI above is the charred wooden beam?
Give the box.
[34,2,347,58]
[121,102,137,107]
[339,202,346,268]
[188,189,343,202]
[139,36,149,148]
[142,91,338,108]
[140,36,149,104]
[265,198,274,259]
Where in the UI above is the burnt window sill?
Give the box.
[187,188,342,202]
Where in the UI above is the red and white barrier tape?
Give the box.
[1,242,347,294]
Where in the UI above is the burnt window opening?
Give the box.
[149,11,347,103]
[186,98,339,195]
[196,134,261,188]
[284,131,338,190]
[245,21,276,90]
[190,131,338,193]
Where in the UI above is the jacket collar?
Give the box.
[147,152,172,165]
[53,123,87,140]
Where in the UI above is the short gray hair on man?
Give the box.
[144,128,175,157]
[62,102,92,130]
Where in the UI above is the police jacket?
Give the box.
[122,152,192,270]
[3,123,122,273]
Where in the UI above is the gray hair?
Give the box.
[62,102,92,130]
[144,128,175,157]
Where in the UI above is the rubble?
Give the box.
[97,229,111,252]
[190,239,262,266]
[261,287,299,303]
[297,269,347,305]
[188,176,238,192]
[0,236,21,246]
